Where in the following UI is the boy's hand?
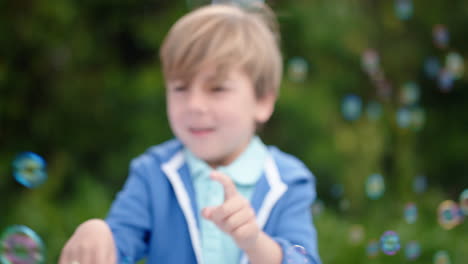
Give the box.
[202,171,260,251]
[59,219,117,264]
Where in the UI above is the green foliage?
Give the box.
[1,0,467,262]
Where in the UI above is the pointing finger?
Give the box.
[210,170,237,200]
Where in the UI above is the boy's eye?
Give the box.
[211,86,227,92]
[172,86,187,92]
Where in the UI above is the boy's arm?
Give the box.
[105,159,153,263]
[267,174,321,264]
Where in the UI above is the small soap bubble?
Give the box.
[400,82,420,105]
[410,107,426,131]
[286,245,309,264]
[339,198,350,212]
[433,250,451,264]
[362,49,380,77]
[405,241,421,260]
[424,56,441,79]
[396,107,412,129]
[438,68,455,92]
[366,173,385,200]
[341,94,362,121]
[0,225,46,264]
[330,184,344,199]
[311,199,324,217]
[395,0,413,20]
[459,189,468,215]
[404,202,418,224]
[287,57,309,83]
[366,239,380,258]
[413,175,427,193]
[433,24,449,49]
[445,52,464,80]
[12,152,47,188]
[380,230,401,256]
[348,225,365,245]
[366,101,383,121]
[437,200,463,230]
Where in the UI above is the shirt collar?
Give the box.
[183,136,268,186]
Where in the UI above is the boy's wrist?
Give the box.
[242,232,283,264]
[241,231,265,253]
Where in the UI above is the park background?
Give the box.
[1,0,467,263]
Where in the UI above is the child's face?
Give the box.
[166,65,275,167]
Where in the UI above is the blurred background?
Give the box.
[0,0,467,263]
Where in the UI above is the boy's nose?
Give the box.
[187,90,208,113]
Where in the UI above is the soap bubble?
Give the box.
[445,52,464,80]
[395,0,413,20]
[405,241,421,260]
[0,225,46,264]
[12,152,47,188]
[437,200,463,230]
[366,173,385,200]
[459,189,468,215]
[366,239,380,258]
[433,250,451,264]
[287,57,309,83]
[380,230,401,256]
[404,202,418,224]
[341,94,362,121]
[286,245,309,264]
[433,24,449,49]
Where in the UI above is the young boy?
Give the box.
[59,3,321,264]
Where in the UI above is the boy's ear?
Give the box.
[255,91,277,123]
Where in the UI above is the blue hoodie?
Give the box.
[106,139,321,264]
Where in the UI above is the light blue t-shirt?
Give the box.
[183,136,268,264]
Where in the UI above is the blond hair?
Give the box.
[160,3,282,98]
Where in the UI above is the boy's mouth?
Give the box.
[189,127,215,136]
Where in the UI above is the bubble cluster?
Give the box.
[286,245,309,264]
[380,230,400,255]
[404,202,418,224]
[366,239,380,258]
[460,189,468,215]
[437,200,463,230]
[12,152,47,188]
[395,0,413,20]
[287,57,309,83]
[404,241,421,260]
[0,225,45,264]
[366,173,385,200]
[341,94,362,121]
[433,24,449,49]
[433,250,451,264]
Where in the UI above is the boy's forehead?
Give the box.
[168,63,240,84]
